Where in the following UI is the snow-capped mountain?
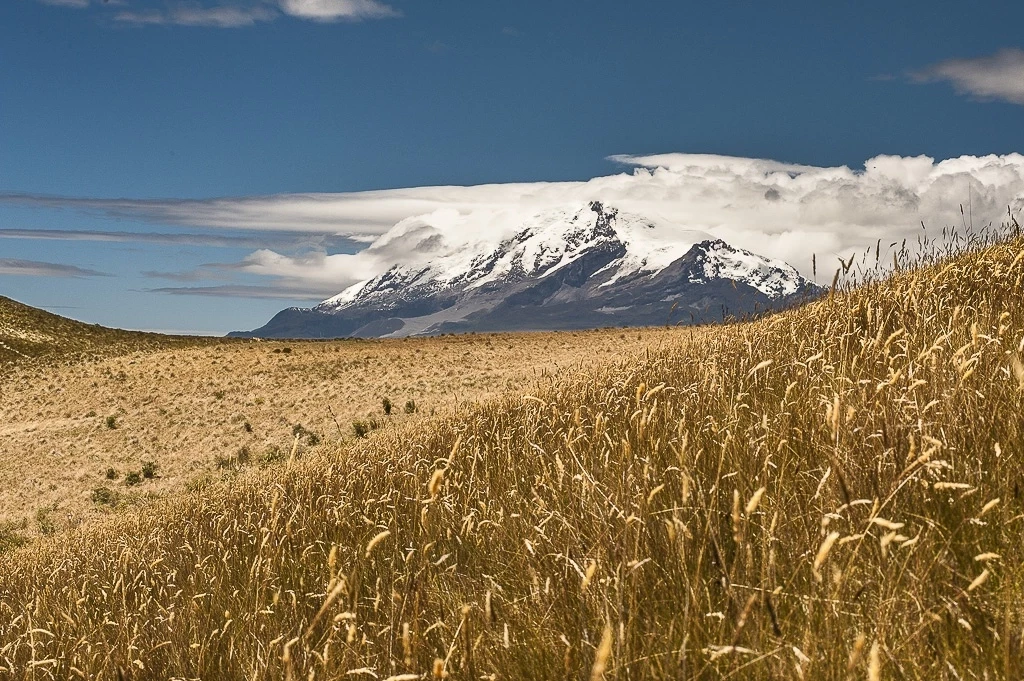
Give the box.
[231,202,822,338]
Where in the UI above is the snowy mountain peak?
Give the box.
[687,239,807,298]
[319,202,715,311]
[236,203,821,339]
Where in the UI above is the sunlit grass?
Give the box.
[2,232,1024,678]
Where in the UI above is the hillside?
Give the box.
[0,295,214,369]
[0,322,677,531]
[2,236,1024,678]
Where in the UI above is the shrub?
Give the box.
[236,446,251,466]
[382,397,393,416]
[142,461,157,479]
[213,390,225,400]
[352,419,370,438]
[105,415,117,430]
[306,432,321,446]
[257,445,284,467]
[243,421,253,433]
[105,467,118,480]
[35,506,57,536]
[404,399,417,414]
[0,522,27,554]
[91,487,118,506]
[124,472,142,487]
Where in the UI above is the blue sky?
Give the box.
[2,0,1023,334]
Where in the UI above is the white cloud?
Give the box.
[115,4,277,27]
[0,259,109,278]
[46,0,398,27]
[38,0,90,7]
[913,49,1024,105]
[278,0,398,21]
[7,153,1024,296]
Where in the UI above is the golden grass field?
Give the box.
[2,235,1024,679]
[0,309,675,533]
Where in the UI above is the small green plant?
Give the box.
[85,410,97,418]
[352,419,370,438]
[257,445,285,466]
[243,421,253,433]
[213,390,225,400]
[404,399,417,414]
[0,522,27,554]
[91,487,118,507]
[306,432,321,446]
[105,415,117,430]
[35,506,57,536]
[236,446,251,466]
[124,471,142,487]
[382,397,393,416]
[105,467,118,480]
[142,461,157,479]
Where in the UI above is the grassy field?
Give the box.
[0,314,676,532]
[2,236,1024,679]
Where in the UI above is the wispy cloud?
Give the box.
[911,49,1024,106]
[149,283,337,299]
[0,259,110,278]
[0,227,362,251]
[38,0,89,6]
[39,0,399,27]
[115,4,276,28]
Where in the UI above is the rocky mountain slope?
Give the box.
[232,202,822,338]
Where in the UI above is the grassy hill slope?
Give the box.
[2,238,1024,679]
[0,299,675,531]
[0,295,214,369]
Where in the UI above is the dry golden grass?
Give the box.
[2,234,1024,679]
[0,327,675,531]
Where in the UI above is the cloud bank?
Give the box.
[6,153,1023,298]
[913,49,1024,105]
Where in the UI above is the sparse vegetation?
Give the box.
[105,415,117,429]
[90,487,118,507]
[382,396,392,416]
[404,399,417,414]
[257,445,285,467]
[123,471,142,487]
[1,232,1023,677]
[0,522,27,555]
[0,309,659,529]
[104,467,118,480]
[142,461,157,479]
[34,506,57,536]
[351,419,370,438]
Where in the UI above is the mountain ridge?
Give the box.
[231,202,822,338]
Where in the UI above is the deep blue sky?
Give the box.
[1,0,1023,333]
